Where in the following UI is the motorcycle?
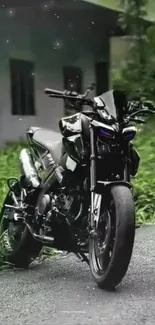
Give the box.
[0,85,154,289]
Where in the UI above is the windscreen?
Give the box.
[94,89,128,121]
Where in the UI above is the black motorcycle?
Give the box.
[0,85,154,289]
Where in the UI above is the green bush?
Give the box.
[134,118,155,224]
[0,143,26,268]
[113,0,153,100]
[0,142,26,210]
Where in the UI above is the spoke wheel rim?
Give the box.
[92,199,116,275]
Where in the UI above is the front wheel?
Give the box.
[89,185,135,289]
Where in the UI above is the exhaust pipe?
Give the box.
[19,148,40,188]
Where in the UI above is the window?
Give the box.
[63,66,83,116]
[9,59,35,116]
[95,61,109,96]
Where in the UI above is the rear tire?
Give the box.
[89,185,135,289]
[0,191,43,268]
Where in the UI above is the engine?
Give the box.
[38,194,52,216]
[54,189,84,224]
[35,175,89,252]
[55,193,74,215]
[38,173,90,230]
[37,188,84,231]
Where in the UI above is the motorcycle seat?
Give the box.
[29,127,63,163]
[27,127,42,134]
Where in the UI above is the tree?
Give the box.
[112,0,155,100]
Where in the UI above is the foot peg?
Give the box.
[25,223,54,244]
[4,204,24,212]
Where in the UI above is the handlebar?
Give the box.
[124,101,155,125]
[45,88,81,98]
[45,88,65,96]
[129,117,145,124]
[44,86,96,112]
[129,100,155,113]
[44,86,155,125]
[45,82,96,101]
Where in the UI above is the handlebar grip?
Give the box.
[44,88,64,96]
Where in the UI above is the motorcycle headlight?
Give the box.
[100,127,115,139]
[122,126,137,141]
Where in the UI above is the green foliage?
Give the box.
[134,118,155,224]
[0,142,26,269]
[111,1,155,224]
[0,142,26,210]
[113,0,155,100]
[119,0,147,34]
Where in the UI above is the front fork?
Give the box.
[89,127,132,230]
[89,126,102,230]
[124,158,131,183]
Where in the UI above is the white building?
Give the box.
[0,0,153,144]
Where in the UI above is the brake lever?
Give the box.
[130,117,145,124]
[148,109,155,114]
[124,115,145,124]
[49,93,79,100]
[49,94,64,98]
[64,90,78,97]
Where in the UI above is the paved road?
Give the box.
[0,226,154,325]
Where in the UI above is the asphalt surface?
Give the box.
[0,226,154,325]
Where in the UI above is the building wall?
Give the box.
[109,35,135,86]
[0,5,109,144]
[110,36,135,69]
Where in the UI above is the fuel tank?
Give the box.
[59,112,90,163]
[59,113,82,137]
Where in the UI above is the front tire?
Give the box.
[89,185,135,289]
[0,191,43,268]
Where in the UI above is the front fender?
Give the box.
[102,180,132,188]
[90,181,133,227]
[96,180,133,194]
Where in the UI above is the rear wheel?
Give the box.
[0,191,43,268]
[89,185,135,289]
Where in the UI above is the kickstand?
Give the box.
[75,252,89,265]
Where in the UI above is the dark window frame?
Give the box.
[95,61,109,96]
[9,58,35,116]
